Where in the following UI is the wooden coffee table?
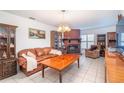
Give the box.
[41,54,80,83]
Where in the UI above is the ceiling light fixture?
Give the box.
[57,10,71,33]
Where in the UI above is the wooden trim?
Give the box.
[0,23,18,28]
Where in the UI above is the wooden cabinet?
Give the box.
[105,51,124,83]
[107,32,116,48]
[63,29,81,54]
[64,29,80,38]
[1,59,17,79]
[107,32,116,40]
[50,29,81,54]
[0,23,17,80]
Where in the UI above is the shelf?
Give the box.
[62,38,81,43]
[66,43,80,46]
[10,47,14,48]
[10,38,14,39]
[0,58,8,60]
[108,40,116,41]
[97,40,105,42]
[63,38,81,40]
[0,37,7,40]
[0,48,7,50]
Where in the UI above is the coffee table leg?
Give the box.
[42,64,44,78]
[59,71,62,83]
[78,58,80,68]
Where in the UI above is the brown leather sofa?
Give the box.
[85,45,100,59]
[18,47,58,76]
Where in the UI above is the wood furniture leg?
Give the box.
[42,65,44,78]
[78,58,80,68]
[59,71,62,83]
[105,64,106,83]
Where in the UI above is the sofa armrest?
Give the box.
[85,49,90,51]
[18,57,27,66]
[93,50,100,56]
[94,49,100,52]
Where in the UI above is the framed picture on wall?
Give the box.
[29,28,45,39]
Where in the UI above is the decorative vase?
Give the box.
[2,51,7,58]
[10,43,14,47]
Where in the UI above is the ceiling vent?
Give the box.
[29,17,36,20]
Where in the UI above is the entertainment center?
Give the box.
[50,29,81,54]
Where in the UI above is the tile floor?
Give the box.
[0,55,105,83]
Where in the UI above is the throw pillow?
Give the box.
[55,50,62,55]
[49,49,56,55]
[49,49,62,55]
[21,53,27,58]
[27,51,36,59]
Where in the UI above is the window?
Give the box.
[87,34,95,49]
[81,35,87,49]
[121,33,124,46]
[81,34,95,49]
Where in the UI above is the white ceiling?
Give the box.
[4,10,121,30]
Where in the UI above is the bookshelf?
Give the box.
[97,34,106,57]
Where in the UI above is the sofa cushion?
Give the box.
[36,54,57,62]
[35,48,44,56]
[43,47,52,55]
